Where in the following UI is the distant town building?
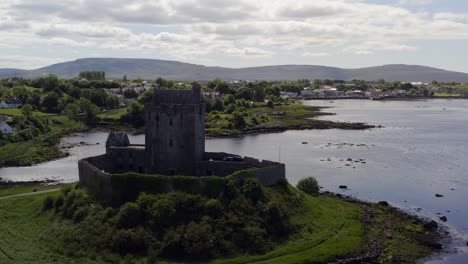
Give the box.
[0,122,13,135]
[280,92,298,99]
[201,91,221,99]
[0,97,23,109]
[409,82,429,87]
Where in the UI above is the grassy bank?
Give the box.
[206,102,373,138]
[0,183,440,264]
[0,115,83,167]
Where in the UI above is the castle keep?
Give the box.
[78,87,285,202]
[145,87,205,176]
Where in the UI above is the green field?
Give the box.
[0,108,51,117]
[97,108,127,120]
[0,184,439,264]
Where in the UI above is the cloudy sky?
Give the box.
[1,0,468,72]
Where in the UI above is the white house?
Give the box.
[0,97,23,109]
[0,122,13,135]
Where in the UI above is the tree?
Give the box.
[21,104,33,118]
[231,111,246,128]
[121,102,145,127]
[156,77,167,88]
[223,94,236,106]
[138,89,154,104]
[42,92,60,113]
[12,86,31,103]
[79,71,106,81]
[191,81,202,90]
[65,103,80,121]
[207,78,221,90]
[376,78,386,84]
[78,98,99,124]
[124,89,138,99]
[68,86,81,99]
[235,87,253,100]
[123,75,128,82]
[215,81,231,94]
[312,79,322,89]
[212,98,224,111]
[252,86,266,102]
[265,86,280,97]
[42,75,59,92]
[297,177,320,196]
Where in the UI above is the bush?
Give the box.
[54,194,65,213]
[112,228,149,255]
[42,196,54,211]
[297,177,320,196]
[50,182,296,260]
[115,202,142,229]
[72,207,88,223]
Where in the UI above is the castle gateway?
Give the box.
[78,87,285,201]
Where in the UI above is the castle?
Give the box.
[78,86,285,202]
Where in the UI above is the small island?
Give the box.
[0,86,441,264]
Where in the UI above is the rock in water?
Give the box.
[439,216,447,222]
[339,185,348,189]
[378,201,389,206]
[435,194,444,198]
[423,220,438,231]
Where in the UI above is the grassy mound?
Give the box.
[0,181,440,264]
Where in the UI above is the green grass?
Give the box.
[213,186,364,264]
[0,184,439,264]
[0,113,84,167]
[0,184,65,198]
[0,190,77,263]
[206,102,325,137]
[97,108,127,120]
[434,93,460,97]
[0,108,51,117]
[0,139,65,167]
[48,115,83,132]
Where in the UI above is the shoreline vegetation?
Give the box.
[2,75,466,169]
[0,181,442,263]
[0,102,375,168]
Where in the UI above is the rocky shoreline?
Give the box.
[207,119,376,138]
[328,192,443,263]
[0,178,59,187]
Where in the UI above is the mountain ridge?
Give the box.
[1,58,467,82]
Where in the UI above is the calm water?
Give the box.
[1,99,467,262]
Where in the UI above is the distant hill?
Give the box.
[1,58,468,82]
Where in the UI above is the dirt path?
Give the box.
[0,188,61,200]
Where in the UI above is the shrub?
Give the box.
[54,194,65,213]
[182,221,216,258]
[115,202,142,229]
[72,207,88,223]
[112,228,149,255]
[42,196,54,211]
[297,177,320,196]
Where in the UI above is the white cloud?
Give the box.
[224,47,273,57]
[433,12,468,23]
[302,52,330,57]
[1,0,468,68]
[398,0,433,6]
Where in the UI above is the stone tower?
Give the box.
[145,86,205,175]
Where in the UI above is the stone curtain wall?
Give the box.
[78,157,113,201]
[79,152,286,205]
[107,147,146,173]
